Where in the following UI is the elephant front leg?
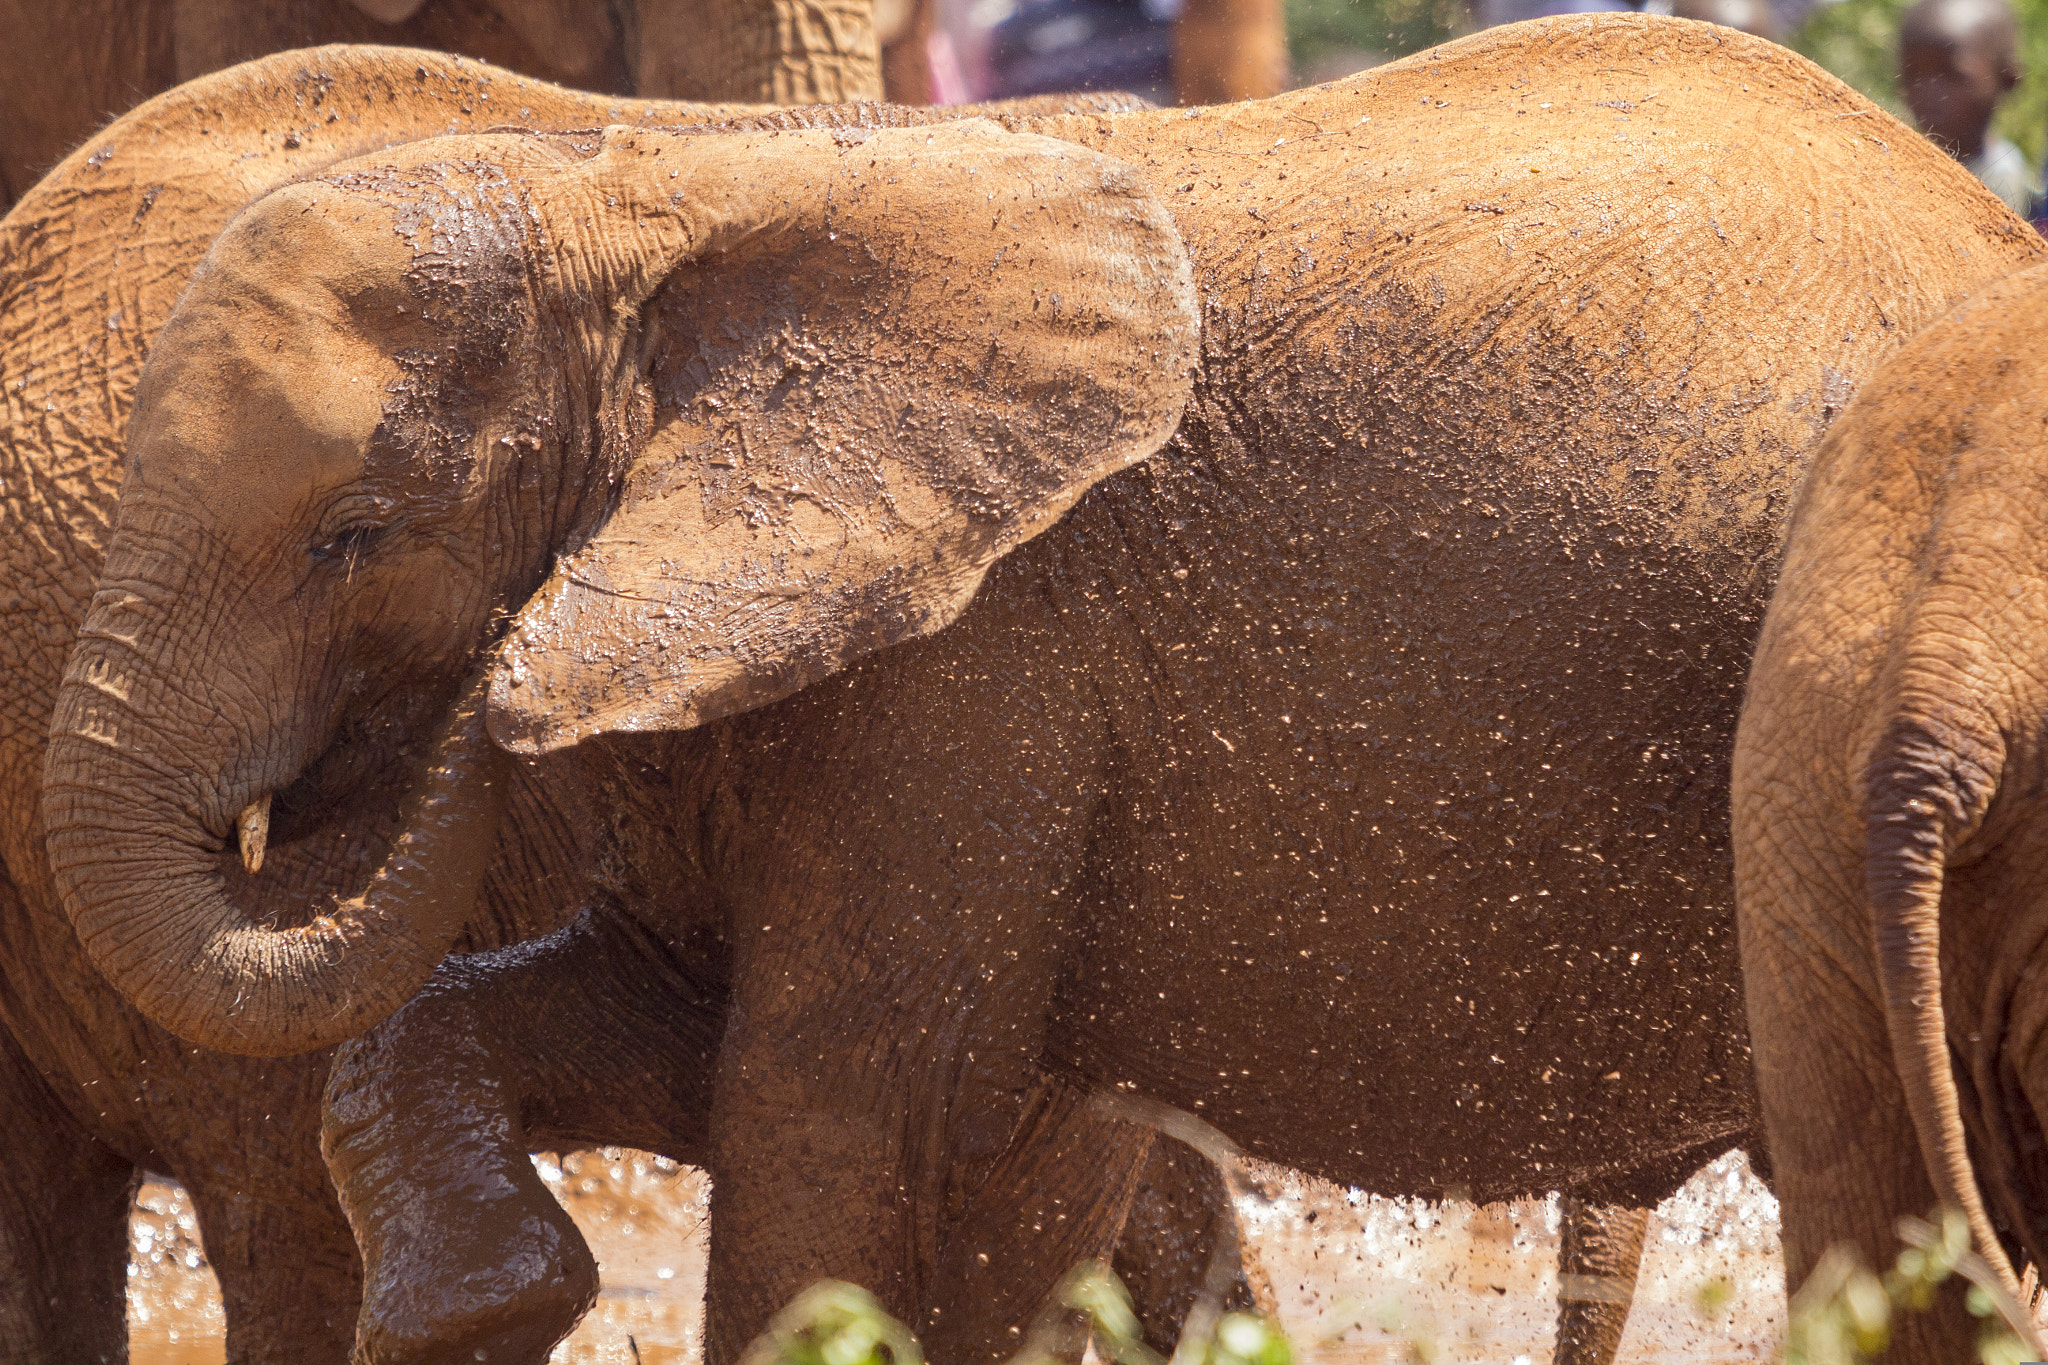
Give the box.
[708,1048,1158,1365]
[323,908,719,1365]
[1554,1199,1648,1365]
[0,1025,135,1364]
[702,637,1120,1365]
[154,1053,362,1362]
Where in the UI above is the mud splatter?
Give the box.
[128,1149,1800,1363]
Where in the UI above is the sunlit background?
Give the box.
[923,0,2048,164]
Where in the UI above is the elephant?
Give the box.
[0,0,886,208]
[1733,260,2048,1360]
[40,15,2046,1365]
[0,40,1141,1364]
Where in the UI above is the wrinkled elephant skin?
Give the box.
[39,15,2048,1365]
[0,47,1133,1362]
[1735,259,2048,1361]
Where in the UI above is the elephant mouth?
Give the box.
[217,700,441,927]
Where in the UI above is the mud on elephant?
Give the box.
[1735,259,2048,1362]
[41,14,2047,1365]
[0,43,1146,1362]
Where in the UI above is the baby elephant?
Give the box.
[57,16,2014,1365]
[1736,262,2048,1362]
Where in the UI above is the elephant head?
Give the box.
[42,118,1197,1057]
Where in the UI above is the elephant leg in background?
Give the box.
[633,0,883,105]
[1113,1138,1256,1355]
[1740,908,1981,1356]
[178,1116,362,1364]
[919,1074,1155,1362]
[324,908,720,1365]
[0,1022,135,1363]
[1555,1199,1649,1365]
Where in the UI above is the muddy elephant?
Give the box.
[39,15,2041,1365]
[0,0,885,208]
[0,43,1156,1364]
[1734,261,2048,1361]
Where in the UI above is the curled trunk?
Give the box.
[43,654,506,1058]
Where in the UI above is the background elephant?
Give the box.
[1734,261,2048,1361]
[0,44,1157,1363]
[0,0,885,207]
[41,15,2044,1365]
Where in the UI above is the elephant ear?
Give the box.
[486,120,1198,755]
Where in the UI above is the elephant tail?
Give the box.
[1864,694,2038,1324]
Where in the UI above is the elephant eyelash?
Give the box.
[310,523,387,578]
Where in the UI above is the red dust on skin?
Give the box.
[17,20,2048,1365]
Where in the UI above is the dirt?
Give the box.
[126,1148,1795,1364]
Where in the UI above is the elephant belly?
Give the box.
[1037,420,1761,1204]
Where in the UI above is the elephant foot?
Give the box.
[351,1191,598,1365]
[326,991,600,1365]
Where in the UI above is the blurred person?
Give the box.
[1175,0,1287,100]
[1474,0,1628,34]
[987,0,1181,104]
[979,0,1283,104]
[1670,0,1779,40]
[1899,0,2033,215]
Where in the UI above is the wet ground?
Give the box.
[127,1149,1786,1365]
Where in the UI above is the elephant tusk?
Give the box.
[237,794,271,874]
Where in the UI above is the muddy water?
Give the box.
[128,1149,1787,1364]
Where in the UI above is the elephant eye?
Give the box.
[311,495,396,565]
[311,522,388,565]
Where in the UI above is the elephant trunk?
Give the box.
[1865,707,2042,1348]
[42,635,505,1059]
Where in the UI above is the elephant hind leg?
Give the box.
[1554,1199,1649,1365]
[1113,1138,1256,1356]
[921,1076,1156,1365]
[0,1024,136,1362]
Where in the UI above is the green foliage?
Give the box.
[1783,1208,2031,1365]
[1277,0,2048,164]
[1364,1299,1441,1364]
[1790,0,2048,166]
[738,1283,924,1365]
[1284,0,1466,68]
[739,1266,1296,1365]
[1209,1312,1295,1365]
